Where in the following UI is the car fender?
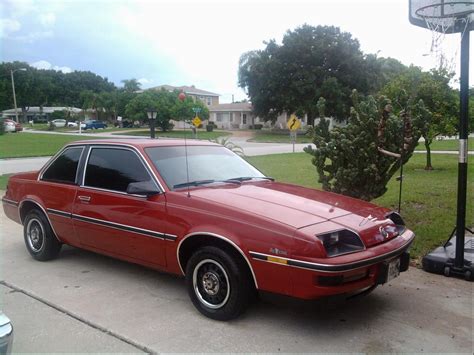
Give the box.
[18,196,61,242]
[176,229,258,288]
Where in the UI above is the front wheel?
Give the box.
[23,210,61,261]
[185,246,253,321]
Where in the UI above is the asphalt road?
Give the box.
[0,208,473,353]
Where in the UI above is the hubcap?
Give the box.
[202,272,220,295]
[193,259,230,309]
[26,218,45,252]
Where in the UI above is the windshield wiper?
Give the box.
[226,176,275,182]
[173,179,242,189]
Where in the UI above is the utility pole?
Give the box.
[10,68,26,123]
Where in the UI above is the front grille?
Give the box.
[317,271,368,286]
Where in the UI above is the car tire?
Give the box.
[185,246,253,321]
[23,210,61,261]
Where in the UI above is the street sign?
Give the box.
[192,116,202,127]
[287,114,301,131]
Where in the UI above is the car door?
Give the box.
[36,145,84,246]
[72,145,170,266]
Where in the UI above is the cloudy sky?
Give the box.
[1,0,472,103]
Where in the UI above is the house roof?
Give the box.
[208,102,252,112]
[148,85,220,97]
[2,106,82,114]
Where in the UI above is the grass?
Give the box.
[247,152,473,260]
[0,174,11,190]
[249,131,313,144]
[114,129,231,140]
[414,138,474,151]
[0,132,100,158]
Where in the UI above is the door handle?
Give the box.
[78,195,91,202]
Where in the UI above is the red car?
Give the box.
[2,139,414,320]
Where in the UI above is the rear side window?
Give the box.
[42,147,83,184]
[84,147,151,192]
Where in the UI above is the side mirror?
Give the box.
[126,181,161,197]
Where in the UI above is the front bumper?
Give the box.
[0,313,13,354]
[282,229,414,299]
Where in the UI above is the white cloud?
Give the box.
[0,18,21,36]
[31,60,72,73]
[137,78,152,85]
[14,30,53,42]
[39,13,56,27]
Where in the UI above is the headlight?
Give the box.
[385,211,406,234]
[317,229,365,257]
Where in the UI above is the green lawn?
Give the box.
[248,131,313,144]
[414,138,474,151]
[0,132,100,158]
[247,152,473,260]
[0,174,11,190]
[114,129,231,140]
[250,131,474,149]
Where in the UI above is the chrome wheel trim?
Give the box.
[26,218,45,252]
[193,259,230,310]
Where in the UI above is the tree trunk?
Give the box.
[424,139,433,170]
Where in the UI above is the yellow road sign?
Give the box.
[287,114,301,131]
[192,116,202,127]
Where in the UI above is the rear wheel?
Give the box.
[23,210,61,261]
[185,246,253,321]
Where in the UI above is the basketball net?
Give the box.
[419,8,471,75]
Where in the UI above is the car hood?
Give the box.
[189,181,390,232]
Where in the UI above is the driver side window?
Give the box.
[84,147,152,193]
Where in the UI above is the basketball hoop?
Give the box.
[410,1,474,72]
[409,0,473,280]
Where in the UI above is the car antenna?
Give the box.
[179,91,191,198]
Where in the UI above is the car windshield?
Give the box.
[145,145,265,190]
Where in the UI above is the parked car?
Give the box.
[51,119,66,128]
[3,119,22,133]
[0,312,13,354]
[67,121,78,128]
[82,120,107,130]
[2,139,414,320]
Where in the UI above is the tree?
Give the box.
[238,25,384,124]
[121,79,141,93]
[0,61,116,119]
[381,67,457,170]
[304,92,424,201]
[80,90,103,120]
[125,90,210,131]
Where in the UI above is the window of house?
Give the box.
[207,97,212,105]
[84,147,152,193]
[41,147,83,184]
[242,113,247,125]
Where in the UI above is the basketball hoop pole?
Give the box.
[454,29,470,269]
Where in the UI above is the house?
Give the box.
[208,102,257,129]
[146,85,220,106]
[1,106,82,122]
[208,102,310,130]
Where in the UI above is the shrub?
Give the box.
[206,124,214,132]
[0,117,5,135]
[304,92,424,201]
[250,124,263,130]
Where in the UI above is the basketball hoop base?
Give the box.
[422,234,474,281]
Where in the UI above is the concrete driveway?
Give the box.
[0,208,472,353]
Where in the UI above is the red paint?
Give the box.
[2,139,415,300]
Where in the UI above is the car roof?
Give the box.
[67,138,220,148]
